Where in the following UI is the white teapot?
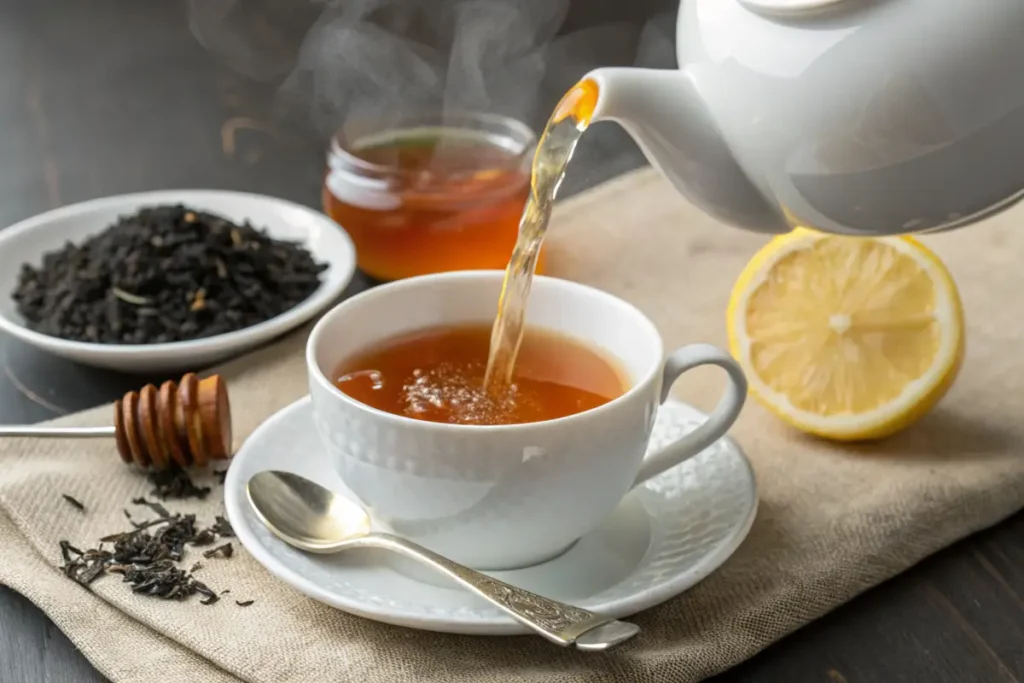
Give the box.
[583,0,1024,235]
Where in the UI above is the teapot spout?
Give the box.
[583,67,788,234]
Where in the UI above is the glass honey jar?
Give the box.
[322,111,544,281]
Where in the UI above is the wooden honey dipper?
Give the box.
[0,373,232,470]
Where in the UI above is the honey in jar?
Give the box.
[322,112,543,281]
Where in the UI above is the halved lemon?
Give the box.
[727,228,965,441]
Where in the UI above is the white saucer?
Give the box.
[224,396,758,635]
[0,190,356,374]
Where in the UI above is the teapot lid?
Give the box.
[739,0,854,15]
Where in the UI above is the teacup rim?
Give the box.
[306,270,665,433]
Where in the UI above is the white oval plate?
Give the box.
[224,396,758,635]
[0,190,356,374]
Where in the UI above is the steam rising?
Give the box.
[189,0,676,187]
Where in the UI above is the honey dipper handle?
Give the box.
[0,426,116,438]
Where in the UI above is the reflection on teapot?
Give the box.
[581,0,1024,236]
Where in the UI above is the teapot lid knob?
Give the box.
[739,0,856,16]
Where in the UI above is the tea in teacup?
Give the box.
[332,323,627,426]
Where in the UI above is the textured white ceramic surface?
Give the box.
[305,271,746,570]
[0,190,356,373]
[224,396,758,635]
[584,0,1024,236]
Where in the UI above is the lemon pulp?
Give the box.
[727,229,964,441]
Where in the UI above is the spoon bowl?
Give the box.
[247,470,370,551]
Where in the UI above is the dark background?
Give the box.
[0,2,1022,682]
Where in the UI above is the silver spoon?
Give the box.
[246,470,640,650]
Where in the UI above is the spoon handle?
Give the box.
[363,532,640,650]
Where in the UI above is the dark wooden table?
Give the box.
[1,2,1021,682]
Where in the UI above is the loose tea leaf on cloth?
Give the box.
[1,169,1023,683]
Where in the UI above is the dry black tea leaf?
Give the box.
[235,600,255,607]
[131,497,172,519]
[202,542,233,559]
[59,540,83,563]
[75,561,108,585]
[100,516,167,543]
[61,494,86,512]
[58,540,111,587]
[12,204,328,344]
[108,559,219,604]
[197,582,220,605]
[212,515,235,538]
[57,498,236,604]
[191,528,216,546]
[147,467,211,501]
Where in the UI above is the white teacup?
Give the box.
[307,271,746,570]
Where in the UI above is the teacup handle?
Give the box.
[633,344,747,487]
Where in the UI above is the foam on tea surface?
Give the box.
[398,361,535,425]
[333,323,625,426]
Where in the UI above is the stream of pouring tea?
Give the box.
[483,80,599,393]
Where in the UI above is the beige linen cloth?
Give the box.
[2,169,1023,683]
